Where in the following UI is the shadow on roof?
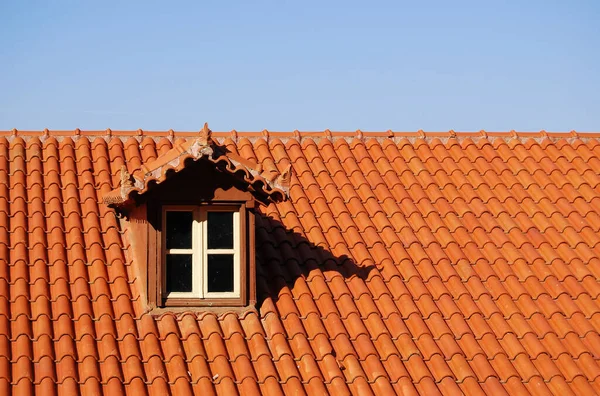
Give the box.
[254,214,375,308]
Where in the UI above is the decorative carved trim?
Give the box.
[199,122,211,146]
[276,164,293,193]
[102,123,291,208]
[102,166,135,206]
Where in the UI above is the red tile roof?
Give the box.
[1,129,600,395]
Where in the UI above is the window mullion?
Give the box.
[193,208,202,299]
[201,208,208,294]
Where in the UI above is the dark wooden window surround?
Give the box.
[130,161,257,309]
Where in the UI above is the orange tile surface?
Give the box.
[1,129,600,395]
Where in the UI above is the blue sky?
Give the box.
[1,1,598,132]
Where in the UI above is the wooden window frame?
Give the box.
[148,199,255,308]
[162,205,242,300]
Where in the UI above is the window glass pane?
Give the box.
[207,254,234,293]
[207,212,234,249]
[166,211,193,249]
[166,254,193,293]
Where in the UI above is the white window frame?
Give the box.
[162,206,241,300]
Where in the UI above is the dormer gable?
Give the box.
[102,123,291,212]
[100,124,292,309]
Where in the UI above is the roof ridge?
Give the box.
[2,129,600,140]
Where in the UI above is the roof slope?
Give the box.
[1,130,600,395]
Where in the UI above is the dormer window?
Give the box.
[161,205,244,305]
[101,124,291,310]
[149,197,252,308]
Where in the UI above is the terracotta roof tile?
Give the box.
[1,130,600,394]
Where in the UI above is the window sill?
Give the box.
[162,297,246,307]
[148,304,257,317]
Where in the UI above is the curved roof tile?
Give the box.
[0,129,599,395]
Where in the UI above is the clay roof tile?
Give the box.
[0,129,598,393]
